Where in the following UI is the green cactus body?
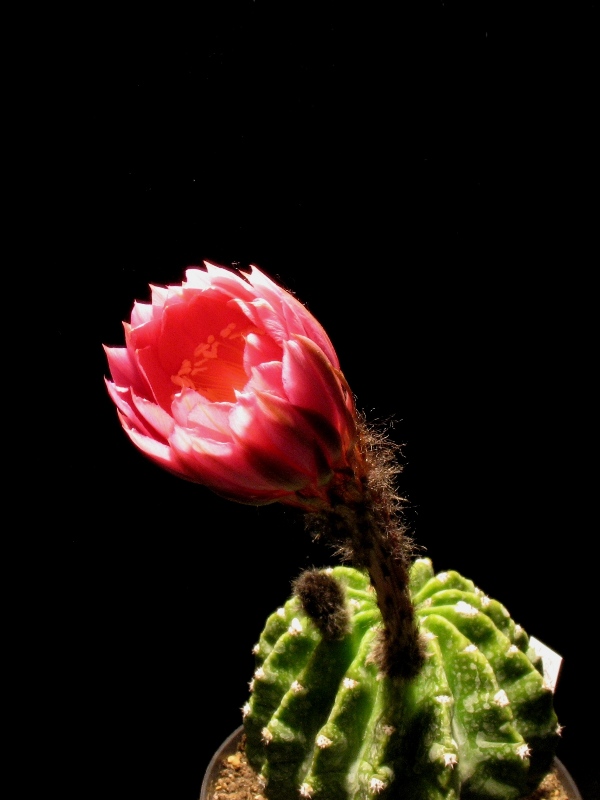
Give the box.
[243,560,560,800]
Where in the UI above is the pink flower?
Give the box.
[104,263,358,505]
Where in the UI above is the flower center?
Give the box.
[170,322,259,403]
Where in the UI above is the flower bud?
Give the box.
[104,263,358,506]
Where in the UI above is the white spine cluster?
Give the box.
[316,735,333,749]
[261,727,273,744]
[516,743,531,759]
[493,689,510,707]
[444,752,458,768]
[455,601,478,617]
[369,777,386,793]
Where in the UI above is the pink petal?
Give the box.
[134,346,179,411]
[130,391,176,441]
[282,336,353,431]
[247,362,286,396]
[230,297,286,342]
[247,266,340,366]
[186,262,257,302]
[229,392,331,482]
[105,380,156,438]
[127,313,164,351]
[103,345,151,398]
[171,390,233,442]
[182,268,213,291]
[150,284,170,309]
[243,332,283,374]
[121,415,191,480]
[130,300,154,327]
[170,427,303,496]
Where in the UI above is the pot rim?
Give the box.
[200,726,582,800]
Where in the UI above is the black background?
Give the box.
[47,3,596,799]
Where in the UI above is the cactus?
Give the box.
[242,559,560,800]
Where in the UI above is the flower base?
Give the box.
[200,727,582,800]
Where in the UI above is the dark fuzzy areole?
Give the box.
[293,568,350,640]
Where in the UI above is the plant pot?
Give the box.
[200,726,583,800]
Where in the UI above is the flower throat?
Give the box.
[170,322,261,403]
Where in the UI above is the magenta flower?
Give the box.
[104,263,358,505]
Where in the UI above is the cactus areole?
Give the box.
[243,560,560,800]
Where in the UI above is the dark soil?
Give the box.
[207,735,263,799]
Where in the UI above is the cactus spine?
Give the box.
[243,559,560,800]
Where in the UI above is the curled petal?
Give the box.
[171,390,234,442]
[243,332,283,374]
[130,391,175,441]
[130,300,154,328]
[105,381,156,439]
[149,284,170,308]
[229,392,332,485]
[103,345,151,398]
[248,362,286,397]
[231,297,288,343]
[119,413,192,481]
[246,266,340,366]
[170,427,304,501]
[282,336,356,451]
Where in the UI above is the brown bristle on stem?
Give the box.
[304,417,426,679]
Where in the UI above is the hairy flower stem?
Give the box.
[354,505,424,679]
[304,421,426,680]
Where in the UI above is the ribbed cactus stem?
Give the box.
[243,560,561,800]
